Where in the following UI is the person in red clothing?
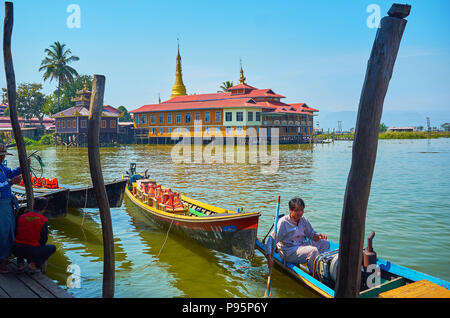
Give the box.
[12,197,56,273]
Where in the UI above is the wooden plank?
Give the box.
[7,262,56,298]
[380,279,450,298]
[359,277,404,298]
[0,272,38,298]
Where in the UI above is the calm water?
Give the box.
[6,138,450,298]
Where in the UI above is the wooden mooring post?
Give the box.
[3,1,33,210]
[87,75,115,298]
[335,3,411,298]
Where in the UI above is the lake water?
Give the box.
[6,138,450,297]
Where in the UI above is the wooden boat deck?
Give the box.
[379,279,450,298]
[0,260,73,298]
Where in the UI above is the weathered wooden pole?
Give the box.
[3,1,33,210]
[87,75,115,298]
[335,4,411,298]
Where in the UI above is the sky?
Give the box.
[0,0,449,129]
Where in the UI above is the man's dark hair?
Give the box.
[289,197,305,211]
[34,197,48,212]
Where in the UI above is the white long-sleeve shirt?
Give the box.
[266,215,317,258]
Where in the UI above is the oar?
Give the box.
[264,195,281,298]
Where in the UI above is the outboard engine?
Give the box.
[313,249,339,285]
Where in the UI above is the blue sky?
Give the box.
[0,0,449,128]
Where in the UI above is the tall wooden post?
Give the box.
[335,4,411,298]
[87,75,115,298]
[3,1,33,210]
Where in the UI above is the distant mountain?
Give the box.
[316,110,450,131]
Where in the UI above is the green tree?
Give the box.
[379,123,388,133]
[44,75,92,114]
[117,106,132,122]
[16,83,46,126]
[39,41,80,113]
[218,81,234,92]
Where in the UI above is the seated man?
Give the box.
[12,197,56,273]
[266,197,330,274]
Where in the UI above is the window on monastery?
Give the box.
[216,126,221,134]
[248,112,253,121]
[215,111,221,122]
[101,120,106,128]
[168,127,172,134]
[205,126,210,134]
[135,115,139,124]
[150,114,155,124]
[256,112,261,121]
[159,114,164,123]
[185,113,191,123]
[225,112,232,122]
[152,128,156,135]
[195,112,201,121]
[56,121,60,129]
[110,120,116,128]
[226,126,232,135]
[237,126,243,135]
[167,114,172,124]
[73,120,77,128]
[62,121,65,129]
[81,120,87,128]
[236,112,243,121]
[205,112,210,123]
[160,128,164,134]
[176,113,181,123]
[67,120,71,128]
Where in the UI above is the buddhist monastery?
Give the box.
[52,81,121,145]
[130,47,318,144]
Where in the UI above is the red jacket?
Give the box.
[14,211,48,247]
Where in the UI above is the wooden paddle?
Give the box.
[265,195,280,298]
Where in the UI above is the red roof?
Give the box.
[132,98,263,113]
[130,83,316,115]
[228,83,258,90]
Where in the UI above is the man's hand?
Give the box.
[313,233,327,241]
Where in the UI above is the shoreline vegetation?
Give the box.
[316,131,450,140]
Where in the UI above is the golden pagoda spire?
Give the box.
[239,58,246,84]
[170,39,187,99]
[158,93,161,104]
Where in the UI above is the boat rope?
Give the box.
[80,187,89,229]
[156,218,174,259]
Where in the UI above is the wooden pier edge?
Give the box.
[0,260,73,298]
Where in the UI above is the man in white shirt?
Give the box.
[266,197,330,274]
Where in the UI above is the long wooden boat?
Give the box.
[12,179,127,209]
[13,188,70,218]
[255,237,450,298]
[123,172,260,259]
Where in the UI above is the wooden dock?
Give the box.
[0,260,73,298]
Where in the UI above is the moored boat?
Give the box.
[123,167,260,259]
[14,188,70,218]
[255,235,450,298]
[12,178,127,209]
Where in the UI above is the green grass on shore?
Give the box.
[316,131,450,140]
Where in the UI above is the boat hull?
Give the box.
[13,179,127,209]
[14,188,70,218]
[125,186,259,259]
[255,238,450,298]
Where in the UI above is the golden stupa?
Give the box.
[170,41,187,99]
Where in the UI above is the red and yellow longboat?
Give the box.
[123,171,260,259]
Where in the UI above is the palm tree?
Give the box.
[39,41,79,113]
[218,81,234,92]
